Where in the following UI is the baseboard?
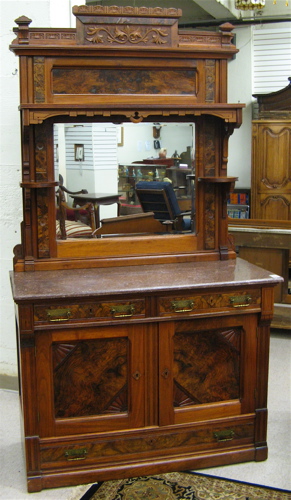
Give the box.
[0,375,18,391]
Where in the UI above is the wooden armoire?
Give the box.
[252,79,291,221]
[9,6,281,492]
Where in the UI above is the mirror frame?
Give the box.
[10,6,244,271]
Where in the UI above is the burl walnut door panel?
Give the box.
[159,314,258,426]
[36,324,146,437]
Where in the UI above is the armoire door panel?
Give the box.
[36,324,146,437]
[159,315,257,426]
[252,120,291,220]
[256,194,290,221]
[259,125,291,192]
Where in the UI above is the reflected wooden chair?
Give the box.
[56,177,96,239]
[135,181,192,231]
[57,175,90,223]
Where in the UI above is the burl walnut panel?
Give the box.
[52,68,197,96]
[53,337,128,418]
[173,328,240,407]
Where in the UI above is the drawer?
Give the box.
[34,298,146,324]
[158,289,261,317]
[39,416,255,470]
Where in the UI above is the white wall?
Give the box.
[117,123,194,164]
[0,0,83,379]
[228,26,253,188]
[0,2,288,379]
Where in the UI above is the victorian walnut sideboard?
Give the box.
[9,6,282,492]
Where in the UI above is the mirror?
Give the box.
[54,121,196,239]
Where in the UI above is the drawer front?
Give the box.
[158,289,261,317]
[34,299,145,324]
[40,417,255,470]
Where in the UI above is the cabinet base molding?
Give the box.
[27,446,259,493]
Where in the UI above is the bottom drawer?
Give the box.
[39,416,255,470]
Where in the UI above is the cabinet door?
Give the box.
[159,314,258,426]
[252,122,291,220]
[36,323,146,437]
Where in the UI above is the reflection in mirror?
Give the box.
[54,122,196,239]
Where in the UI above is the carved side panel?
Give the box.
[53,338,128,418]
[173,328,241,407]
[203,121,216,177]
[198,118,218,249]
[204,184,216,250]
[35,125,48,181]
[37,188,50,258]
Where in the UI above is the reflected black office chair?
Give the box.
[135,181,192,231]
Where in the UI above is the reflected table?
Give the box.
[71,193,121,228]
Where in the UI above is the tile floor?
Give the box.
[0,332,290,499]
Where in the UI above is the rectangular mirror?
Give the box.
[54,121,196,239]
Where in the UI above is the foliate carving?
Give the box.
[33,56,45,103]
[204,184,215,250]
[86,25,168,45]
[36,188,50,259]
[203,122,216,177]
[74,5,180,47]
[35,125,47,180]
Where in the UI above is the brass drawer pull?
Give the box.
[110,305,135,318]
[171,300,194,313]
[65,448,87,461]
[229,295,252,308]
[47,309,71,322]
[214,430,235,442]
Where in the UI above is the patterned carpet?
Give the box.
[80,472,291,500]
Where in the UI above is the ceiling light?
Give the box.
[235,0,265,10]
